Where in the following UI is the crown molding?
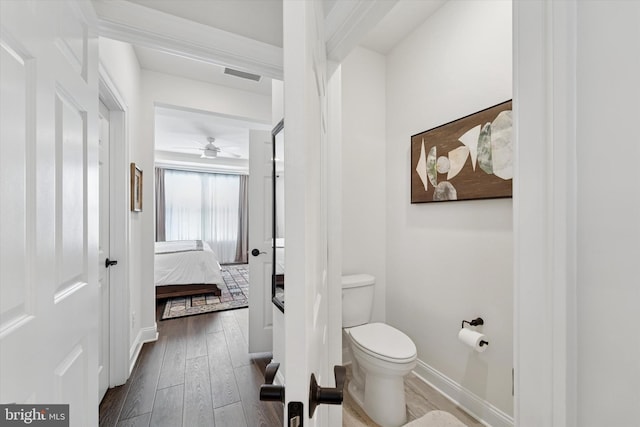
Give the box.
[324,0,397,62]
[93,0,283,80]
[94,0,394,79]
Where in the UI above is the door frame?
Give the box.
[513,1,577,425]
[99,63,131,387]
[326,61,343,427]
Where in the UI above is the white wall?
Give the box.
[272,79,284,125]
[142,71,272,124]
[98,38,145,354]
[341,47,387,323]
[575,2,640,425]
[385,0,513,419]
[514,2,640,424]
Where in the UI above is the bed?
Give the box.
[154,240,223,299]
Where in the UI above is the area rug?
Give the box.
[161,264,249,320]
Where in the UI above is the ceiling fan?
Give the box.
[194,137,241,159]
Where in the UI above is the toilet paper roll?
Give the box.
[458,328,488,352]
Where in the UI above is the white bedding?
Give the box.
[154,240,223,287]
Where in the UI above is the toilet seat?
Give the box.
[349,322,416,363]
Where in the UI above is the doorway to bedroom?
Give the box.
[152,104,271,326]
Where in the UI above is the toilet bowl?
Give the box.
[342,275,417,427]
[345,322,417,427]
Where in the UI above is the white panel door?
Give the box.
[98,100,110,401]
[0,1,100,425]
[248,129,273,353]
[282,1,341,425]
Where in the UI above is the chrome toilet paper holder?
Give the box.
[461,317,489,347]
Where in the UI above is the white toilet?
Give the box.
[342,274,417,427]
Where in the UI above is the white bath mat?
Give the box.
[404,410,468,427]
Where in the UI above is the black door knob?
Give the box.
[251,248,266,257]
[309,365,346,417]
[105,258,118,268]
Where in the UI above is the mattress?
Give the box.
[154,240,223,286]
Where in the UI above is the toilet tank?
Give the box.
[342,274,375,328]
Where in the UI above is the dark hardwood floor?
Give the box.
[99,304,283,427]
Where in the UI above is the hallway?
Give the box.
[99,306,282,426]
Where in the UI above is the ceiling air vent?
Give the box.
[224,67,262,82]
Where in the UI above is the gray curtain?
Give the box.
[155,167,166,242]
[234,174,249,263]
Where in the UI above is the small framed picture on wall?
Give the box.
[131,163,143,212]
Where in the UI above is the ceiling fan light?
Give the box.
[200,150,218,159]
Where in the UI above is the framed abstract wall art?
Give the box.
[411,100,512,203]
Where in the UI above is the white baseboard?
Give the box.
[128,323,159,375]
[412,359,514,427]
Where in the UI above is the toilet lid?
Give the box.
[349,323,416,362]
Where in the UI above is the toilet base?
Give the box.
[343,323,416,427]
[347,374,408,427]
[347,380,365,410]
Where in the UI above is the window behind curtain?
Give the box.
[163,169,243,264]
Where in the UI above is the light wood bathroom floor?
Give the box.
[342,365,484,427]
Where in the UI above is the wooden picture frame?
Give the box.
[411,100,513,203]
[130,163,143,212]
